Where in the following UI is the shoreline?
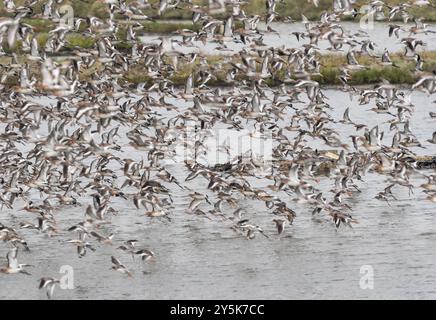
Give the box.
[4,0,436,23]
[18,18,436,35]
[2,51,434,87]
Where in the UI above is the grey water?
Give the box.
[0,89,435,300]
[140,21,436,54]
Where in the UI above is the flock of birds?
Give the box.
[0,0,435,299]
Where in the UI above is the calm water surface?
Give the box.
[0,89,435,299]
[140,21,436,54]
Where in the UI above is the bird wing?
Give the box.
[237,219,249,226]
[39,277,53,289]
[343,107,351,122]
[347,51,359,65]
[224,16,233,38]
[90,231,104,241]
[48,284,56,299]
[111,256,122,267]
[184,74,193,95]
[7,247,18,269]
[7,23,19,48]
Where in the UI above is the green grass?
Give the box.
[70,0,109,19]
[65,34,95,49]
[243,0,436,21]
[318,51,436,85]
[36,33,50,47]
[120,51,436,87]
[22,18,55,33]
[2,0,436,21]
[3,48,435,87]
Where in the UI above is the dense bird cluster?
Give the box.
[0,0,435,298]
